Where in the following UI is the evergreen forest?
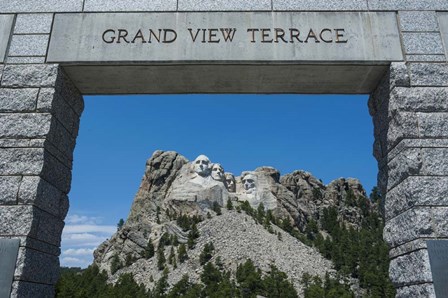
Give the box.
[56,187,395,297]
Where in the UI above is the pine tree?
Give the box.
[215,256,224,270]
[153,269,169,298]
[110,255,122,274]
[167,275,202,298]
[345,189,357,207]
[117,218,124,230]
[306,195,396,297]
[257,203,265,222]
[277,232,283,241]
[176,214,203,231]
[199,242,215,265]
[190,223,200,238]
[370,186,381,204]
[173,258,177,269]
[156,206,161,224]
[178,244,188,263]
[236,259,263,297]
[56,265,109,297]
[305,219,319,240]
[187,223,200,249]
[241,200,254,216]
[168,246,175,265]
[143,240,155,259]
[157,246,166,271]
[113,273,148,298]
[172,234,179,246]
[212,201,222,215]
[262,265,298,298]
[265,210,274,224]
[303,273,353,298]
[125,254,135,266]
[201,262,223,296]
[226,199,234,210]
[159,232,171,246]
[312,188,323,200]
[166,208,171,220]
[166,275,191,297]
[281,218,293,233]
[187,237,195,249]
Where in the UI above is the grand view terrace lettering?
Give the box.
[101,27,348,44]
[48,12,402,62]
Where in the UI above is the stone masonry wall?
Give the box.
[368,7,448,298]
[0,63,83,296]
[0,0,447,297]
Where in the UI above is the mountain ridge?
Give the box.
[90,150,392,297]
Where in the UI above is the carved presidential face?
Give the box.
[193,155,211,177]
[242,174,257,194]
[225,173,236,192]
[211,163,225,181]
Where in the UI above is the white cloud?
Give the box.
[64,225,116,234]
[65,214,103,225]
[61,214,118,268]
[62,257,83,263]
[61,256,91,268]
[63,248,95,256]
[62,232,110,247]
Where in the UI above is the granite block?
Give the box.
[402,33,444,55]
[84,0,177,11]
[0,0,82,13]
[369,0,448,11]
[179,0,271,11]
[274,0,368,11]
[7,57,46,64]
[0,113,52,138]
[0,176,21,205]
[399,11,439,32]
[410,63,448,86]
[1,64,59,88]
[14,14,53,34]
[0,88,39,112]
[0,148,44,175]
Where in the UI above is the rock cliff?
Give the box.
[93,150,375,295]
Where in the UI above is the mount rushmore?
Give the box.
[166,154,279,211]
[93,150,379,295]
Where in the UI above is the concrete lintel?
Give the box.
[47,12,404,63]
[62,63,388,95]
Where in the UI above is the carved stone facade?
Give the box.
[0,1,447,297]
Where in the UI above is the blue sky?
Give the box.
[61,94,377,268]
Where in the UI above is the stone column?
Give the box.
[0,64,83,297]
[370,60,448,297]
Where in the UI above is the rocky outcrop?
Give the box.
[324,178,371,228]
[128,150,188,225]
[109,210,335,296]
[94,151,187,271]
[94,150,374,293]
[280,171,373,231]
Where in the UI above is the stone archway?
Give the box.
[1,2,447,297]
